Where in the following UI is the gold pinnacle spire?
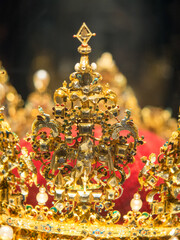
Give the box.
[73,23,96,67]
[73,22,96,46]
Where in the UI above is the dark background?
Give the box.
[0,0,179,117]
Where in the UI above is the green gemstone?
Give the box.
[50,207,58,213]
[26,205,32,210]
[142,212,149,217]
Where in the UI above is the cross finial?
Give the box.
[73,22,96,45]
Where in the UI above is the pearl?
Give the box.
[91,62,97,71]
[169,237,179,240]
[74,63,80,72]
[130,193,142,212]
[33,69,50,93]
[0,225,13,240]
[36,185,48,205]
[6,92,15,102]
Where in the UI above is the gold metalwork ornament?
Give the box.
[0,23,179,239]
[73,22,96,46]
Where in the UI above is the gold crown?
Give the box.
[0,23,179,240]
[0,28,177,140]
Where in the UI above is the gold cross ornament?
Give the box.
[73,22,96,45]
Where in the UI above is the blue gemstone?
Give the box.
[77,74,82,79]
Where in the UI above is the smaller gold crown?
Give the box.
[96,52,177,140]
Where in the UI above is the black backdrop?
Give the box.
[0,0,179,117]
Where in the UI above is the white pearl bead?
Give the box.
[91,62,97,71]
[33,69,50,92]
[36,186,48,205]
[134,193,141,199]
[130,193,142,212]
[169,237,179,240]
[0,225,13,239]
[74,63,80,72]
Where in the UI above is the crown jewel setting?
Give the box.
[0,23,179,239]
